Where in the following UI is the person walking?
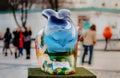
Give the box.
[13,27,20,59]
[82,24,96,65]
[23,26,32,59]
[18,27,24,57]
[3,27,12,56]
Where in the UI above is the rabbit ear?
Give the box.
[58,9,71,18]
[42,9,57,19]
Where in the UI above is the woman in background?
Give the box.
[18,27,24,57]
[23,26,32,59]
[13,27,20,59]
[82,24,97,65]
[3,27,12,56]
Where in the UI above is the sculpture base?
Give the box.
[28,67,96,78]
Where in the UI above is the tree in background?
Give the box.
[8,0,59,28]
[8,0,60,27]
[34,0,59,11]
[8,0,32,28]
[49,0,58,11]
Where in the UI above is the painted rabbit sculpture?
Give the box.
[35,9,78,75]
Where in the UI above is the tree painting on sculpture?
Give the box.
[35,9,78,75]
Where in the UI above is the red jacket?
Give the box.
[19,32,24,48]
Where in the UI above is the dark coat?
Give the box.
[13,31,20,47]
[23,30,32,49]
[3,32,12,43]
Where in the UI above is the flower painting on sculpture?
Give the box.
[35,9,78,75]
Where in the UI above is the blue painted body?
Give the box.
[42,9,78,53]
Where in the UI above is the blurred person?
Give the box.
[103,26,112,50]
[0,31,2,39]
[23,26,32,59]
[77,19,84,56]
[18,27,24,57]
[77,17,89,55]
[82,24,96,65]
[13,27,20,59]
[78,25,84,42]
[83,17,90,32]
[77,17,83,35]
[3,27,12,56]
